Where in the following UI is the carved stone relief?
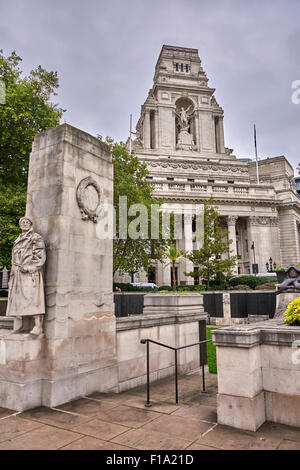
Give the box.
[76,176,102,223]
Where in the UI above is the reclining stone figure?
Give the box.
[277,266,300,293]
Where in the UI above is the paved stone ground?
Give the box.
[0,371,299,450]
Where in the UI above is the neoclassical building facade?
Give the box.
[120,45,300,286]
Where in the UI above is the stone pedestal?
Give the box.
[212,318,300,431]
[274,292,299,319]
[143,293,208,374]
[143,293,207,318]
[0,124,118,411]
[176,130,194,150]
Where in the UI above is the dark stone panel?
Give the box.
[230,292,276,318]
[202,293,224,318]
[114,293,144,317]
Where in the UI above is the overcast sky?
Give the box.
[1,0,300,171]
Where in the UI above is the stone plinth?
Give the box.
[176,130,194,150]
[143,293,208,318]
[0,124,118,411]
[212,317,300,431]
[142,293,208,377]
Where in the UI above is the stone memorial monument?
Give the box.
[6,216,46,336]
[0,124,118,411]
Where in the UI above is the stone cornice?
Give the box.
[277,200,300,216]
[116,312,206,331]
[155,195,279,206]
[212,319,300,348]
[248,216,279,226]
[152,83,215,96]
[146,160,249,174]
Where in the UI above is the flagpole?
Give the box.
[129,114,132,154]
[254,124,260,185]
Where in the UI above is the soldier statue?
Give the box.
[6,216,46,336]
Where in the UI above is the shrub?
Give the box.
[255,282,276,290]
[113,283,157,292]
[232,284,252,290]
[283,297,300,326]
[194,284,205,291]
[113,283,136,292]
[229,276,276,290]
[158,285,173,291]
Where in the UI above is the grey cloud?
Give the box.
[1,0,299,170]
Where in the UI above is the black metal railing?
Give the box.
[140,338,212,407]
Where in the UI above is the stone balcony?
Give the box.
[150,181,276,200]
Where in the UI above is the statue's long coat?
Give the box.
[6,228,46,317]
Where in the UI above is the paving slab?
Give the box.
[111,427,192,450]
[56,397,117,416]
[0,424,81,450]
[197,424,282,450]
[141,414,214,441]
[95,405,161,429]
[71,417,131,441]
[277,439,300,450]
[172,404,217,423]
[20,407,92,430]
[0,371,299,450]
[60,436,134,450]
[0,408,15,420]
[0,416,43,444]
[122,395,181,414]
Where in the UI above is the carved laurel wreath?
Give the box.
[76,177,102,223]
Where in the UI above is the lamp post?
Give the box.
[251,241,258,275]
[266,257,276,273]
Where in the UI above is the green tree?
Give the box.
[0,186,26,268]
[186,197,236,289]
[0,50,64,267]
[102,139,168,277]
[0,50,64,184]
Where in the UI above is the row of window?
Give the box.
[146,176,235,184]
[175,63,189,72]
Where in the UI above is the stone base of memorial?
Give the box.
[0,333,45,411]
[212,317,300,431]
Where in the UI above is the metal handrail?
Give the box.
[140,338,212,407]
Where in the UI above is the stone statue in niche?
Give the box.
[6,216,46,336]
[176,104,193,131]
[175,103,195,150]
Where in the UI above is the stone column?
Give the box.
[180,214,194,285]
[227,216,238,275]
[195,111,201,151]
[247,216,280,273]
[154,109,159,149]
[157,258,171,287]
[218,116,225,154]
[143,109,151,148]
